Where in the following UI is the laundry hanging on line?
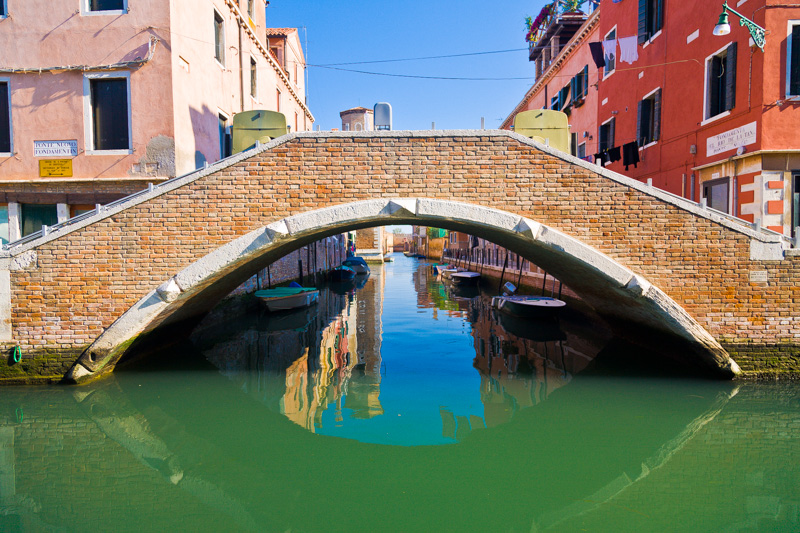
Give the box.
[589,42,605,69]
[618,36,639,64]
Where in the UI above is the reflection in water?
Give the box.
[0,255,798,531]
[197,257,605,443]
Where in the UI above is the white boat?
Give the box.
[255,287,319,312]
[491,295,565,318]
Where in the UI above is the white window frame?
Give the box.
[81,0,128,16]
[0,77,12,157]
[603,25,617,81]
[702,42,733,124]
[598,116,615,154]
[213,9,226,68]
[83,72,132,156]
[786,20,800,99]
[249,55,258,101]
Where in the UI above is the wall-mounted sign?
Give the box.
[706,122,756,157]
[34,140,78,158]
[39,159,73,177]
[749,270,768,283]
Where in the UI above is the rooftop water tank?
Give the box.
[374,102,392,131]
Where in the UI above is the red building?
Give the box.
[504,0,800,237]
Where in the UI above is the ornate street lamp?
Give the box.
[713,1,766,52]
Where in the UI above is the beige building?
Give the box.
[339,107,374,132]
[0,0,313,242]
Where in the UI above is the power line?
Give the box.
[313,48,529,66]
[307,64,536,81]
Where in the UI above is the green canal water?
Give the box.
[0,254,798,532]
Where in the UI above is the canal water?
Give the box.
[0,254,798,532]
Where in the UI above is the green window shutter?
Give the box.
[609,117,615,148]
[583,65,589,98]
[570,76,578,102]
[636,100,644,145]
[725,42,737,112]
[638,0,648,44]
[655,0,664,34]
[653,88,661,142]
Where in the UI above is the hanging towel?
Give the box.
[602,39,617,65]
[589,42,606,69]
[607,146,621,163]
[618,36,639,64]
[623,142,640,170]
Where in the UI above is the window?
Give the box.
[0,81,10,154]
[703,178,730,213]
[0,0,6,17]
[570,133,578,156]
[578,142,586,159]
[89,76,130,151]
[599,118,615,153]
[637,88,661,146]
[21,204,58,238]
[85,0,126,13]
[0,204,8,244]
[706,43,737,120]
[604,28,616,78]
[787,23,800,97]
[70,204,95,218]
[247,0,255,19]
[570,65,589,103]
[638,0,664,44]
[214,10,225,66]
[218,113,231,159]
[295,112,299,133]
[250,57,257,98]
[276,88,281,112]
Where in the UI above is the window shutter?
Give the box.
[790,26,800,95]
[655,0,664,34]
[636,100,643,146]
[653,88,662,142]
[725,42,737,112]
[570,76,578,102]
[638,0,648,44]
[609,117,616,148]
[0,83,9,153]
[583,65,589,98]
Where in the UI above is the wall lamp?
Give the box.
[713,1,766,52]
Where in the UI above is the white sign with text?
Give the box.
[706,122,757,157]
[34,140,78,158]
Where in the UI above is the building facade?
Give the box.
[504,0,800,236]
[0,0,313,242]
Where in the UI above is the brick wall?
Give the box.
[2,132,799,380]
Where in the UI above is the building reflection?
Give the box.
[201,267,385,433]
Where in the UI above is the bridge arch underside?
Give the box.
[66,199,740,383]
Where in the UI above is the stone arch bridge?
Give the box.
[1,131,798,383]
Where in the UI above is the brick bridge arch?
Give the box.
[1,131,797,383]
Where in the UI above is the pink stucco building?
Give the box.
[0,0,313,242]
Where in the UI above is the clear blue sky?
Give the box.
[267,0,545,131]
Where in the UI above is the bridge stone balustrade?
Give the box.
[0,130,798,384]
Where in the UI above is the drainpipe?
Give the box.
[238,18,245,112]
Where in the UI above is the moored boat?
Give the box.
[342,257,370,274]
[329,265,356,281]
[449,271,481,286]
[255,286,319,312]
[491,295,566,318]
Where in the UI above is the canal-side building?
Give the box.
[504,0,800,237]
[0,0,313,242]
